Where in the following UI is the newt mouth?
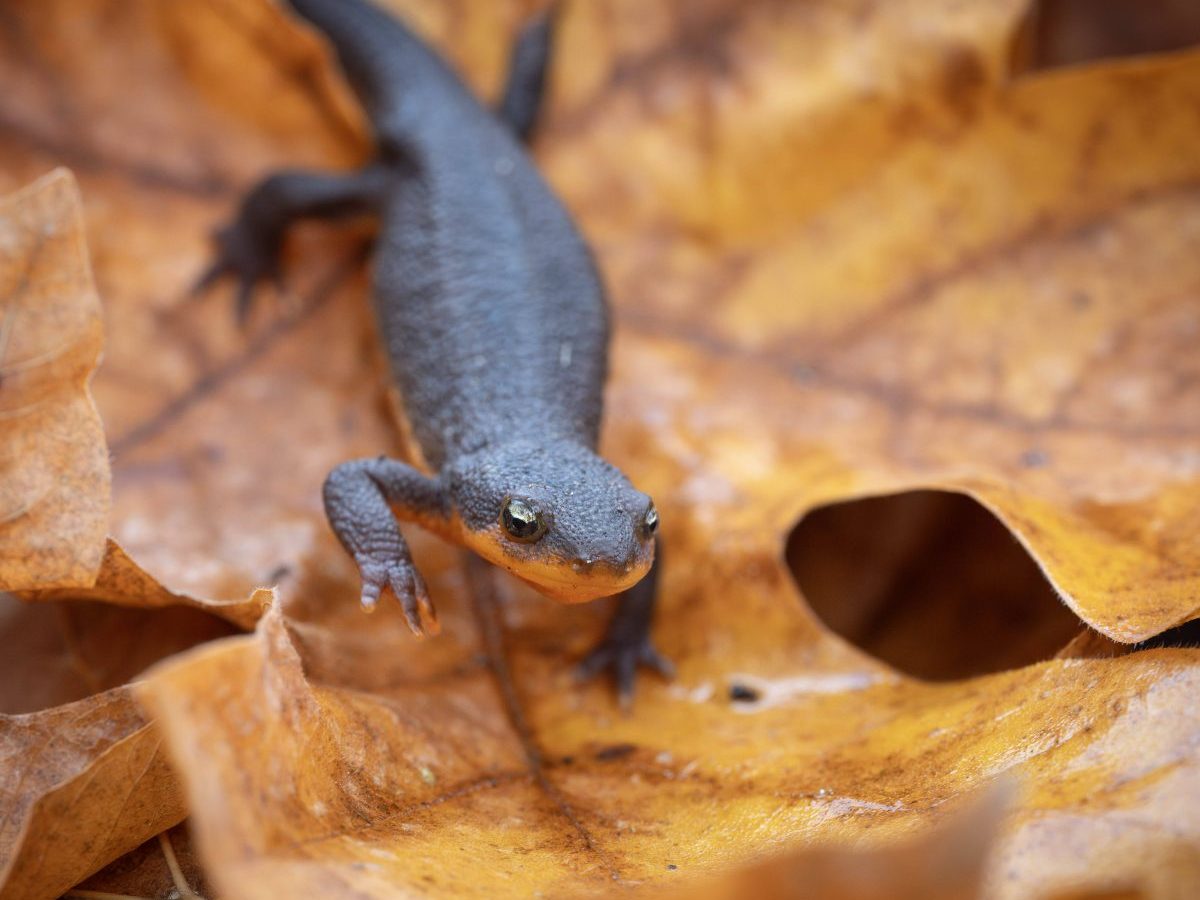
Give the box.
[512,561,651,604]
[457,521,655,602]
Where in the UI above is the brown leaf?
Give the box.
[0,170,107,591]
[1,0,1198,898]
[0,165,269,628]
[0,594,240,899]
[0,688,180,900]
[23,539,271,629]
[0,171,243,897]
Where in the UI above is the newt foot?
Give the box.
[355,553,439,637]
[577,635,674,711]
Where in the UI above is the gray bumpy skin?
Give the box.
[198,0,672,703]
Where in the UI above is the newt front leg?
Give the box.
[323,456,449,634]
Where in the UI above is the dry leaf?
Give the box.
[547,0,1200,644]
[0,596,239,900]
[0,167,267,621]
[0,0,1198,898]
[0,688,180,900]
[22,539,271,629]
[0,172,245,898]
[0,170,107,590]
[138,593,1200,899]
[654,782,1010,900]
[0,171,154,900]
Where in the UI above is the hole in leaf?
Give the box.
[787,490,1082,681]
[1019,0,1200,72]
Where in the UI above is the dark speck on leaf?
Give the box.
[560,755,575,766]
[201,442,227,464]
[594,743,637,761]
[729,683,760,703]
[667,864,678,871]
[1020,448,1049,469]
[791,363,816,382]
[265,564,292,584]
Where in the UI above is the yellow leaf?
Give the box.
[0,1,1198,898]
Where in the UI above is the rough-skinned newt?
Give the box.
[199,0,671,701]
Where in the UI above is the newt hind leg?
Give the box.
[497,7,558,142]
[196,165,386,323]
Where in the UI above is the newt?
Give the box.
[199,0,671,701]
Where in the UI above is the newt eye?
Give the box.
[501,497,546,542]
[642,503,658,537]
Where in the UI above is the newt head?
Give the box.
[444,442,657,603]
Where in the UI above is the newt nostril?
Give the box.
[572,557,595,574]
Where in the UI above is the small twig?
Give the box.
[158,831,203,900]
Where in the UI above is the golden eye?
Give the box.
[643,503,658,536]
[501,497,546,542]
